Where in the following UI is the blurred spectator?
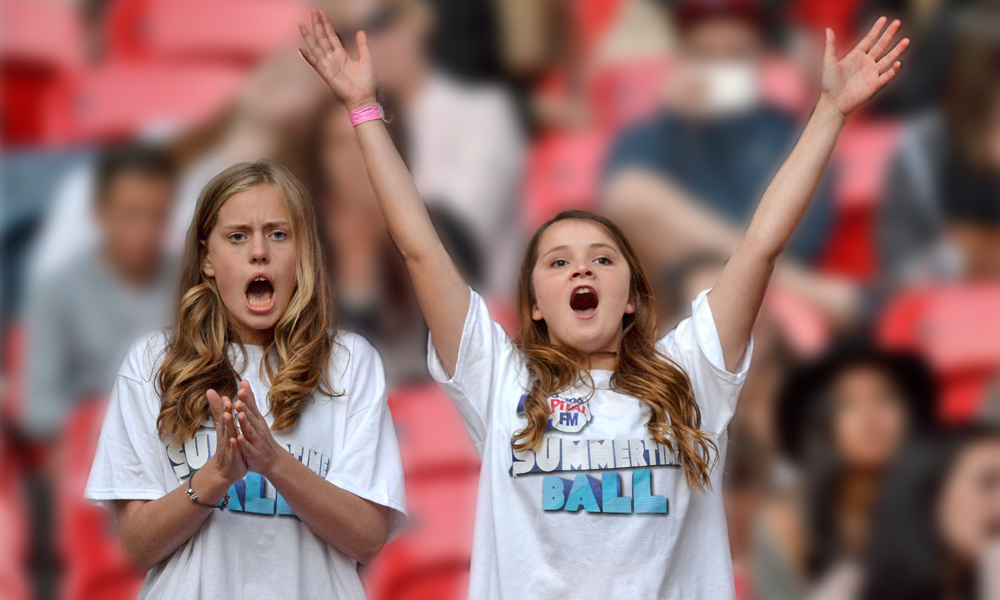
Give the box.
[308,99,482,384]
[22,144,178,440]
[755,341,937,599]
[724,425,771,600]
[27,49,329,285]
[856,0,972,118]
[602,0,857,325]
[809,426,1000,600]
[327,0,525,296]
[878,7,1000,286]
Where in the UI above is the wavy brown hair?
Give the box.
[156,160,335,443]
[512,210,718,489]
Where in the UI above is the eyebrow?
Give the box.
[219,220,292,230]
[542,242,618,258]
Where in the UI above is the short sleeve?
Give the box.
[656,288,753,434]
[325,336,408,543]
[426,289,522,453]
[84,345,171,503]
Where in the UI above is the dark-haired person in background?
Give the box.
[878,5,1000,287]
[754,341,938,600]
[22,145,178,440]
[809,426,1000,600]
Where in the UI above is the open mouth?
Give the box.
[570,286,599,316]
[245,275,275,314]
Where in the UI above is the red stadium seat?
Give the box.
[58,400,144,600]
[388,384,481,478]
[370,384,480,599]
[105,0,309,62]
[587,57,672,131]
[42,61,244,145]
[364,474,478,600]
[571,0,626,54]
[878,284,1000,421]
[760,56,810,116]
[0,0,84,145]
[819,119,903,281]
[0,0,83,68]
[522,130,613,232]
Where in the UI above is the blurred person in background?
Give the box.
[28,48,329,285]
[307,98,482,385]
[808,426,1000,600]
[602,0,858,326]
[878,6,1000,287]
[22,144,178,442]
[856,0,973,118]
[755,341,937,600]
[325,0,525,297]
[724,425,772,600]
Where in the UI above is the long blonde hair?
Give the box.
[512,210,718,489]
[156,160,335,443]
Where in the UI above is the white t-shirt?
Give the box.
[85,330,407,600]
[428,288,752,600]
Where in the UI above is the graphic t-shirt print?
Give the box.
[513,394,678,515]
[166,424,329,517]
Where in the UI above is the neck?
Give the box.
[232,322,274,347]
[585,352,618,371]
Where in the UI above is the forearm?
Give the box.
[353,118,470,373]
[708,98,846,371]
[116,466,231,571]
[742,98,845,261]
[264,451,389,564]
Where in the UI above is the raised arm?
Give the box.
[299,11,469,377]
[708,17,908,371]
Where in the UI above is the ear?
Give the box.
[624,298,636,315]
[531,304,544,322]
[201,243,215,278]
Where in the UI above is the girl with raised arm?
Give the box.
[84,161,406,599]
[300,12,907,599]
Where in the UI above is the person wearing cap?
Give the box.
[752,339,938,600]
[603,0,858,325]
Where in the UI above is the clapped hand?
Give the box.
[233,380,286,478]
[205,389,249,485]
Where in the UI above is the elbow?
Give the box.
[119,538,156,573]
[353,513,391,565]
[355,540,386,566]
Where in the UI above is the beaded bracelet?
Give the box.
[186,471,230,509]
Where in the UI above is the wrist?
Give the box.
[345,96,378,112]
[816,94,848,125]
[198,459,235,503]
[260,446,292,480]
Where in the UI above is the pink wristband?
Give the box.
[348,104,385,126]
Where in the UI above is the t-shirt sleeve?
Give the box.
[84,340,171,503]
[656,288,753,434]
[325,336,408,543]
[426,288,521,454]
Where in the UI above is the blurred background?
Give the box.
[3,0,1000,598]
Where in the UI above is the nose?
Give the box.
[571,260,593,279]
[249,233,269,264]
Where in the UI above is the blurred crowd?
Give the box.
[2,0,1000,599]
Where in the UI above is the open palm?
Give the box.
[822,17,909,117]
[299,10,377,110]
